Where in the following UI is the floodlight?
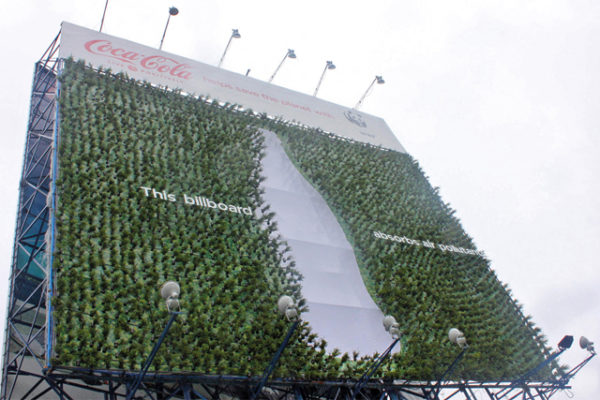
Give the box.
[126,281,182,400]
[165,297,180,311]
[252,296,301,399]
[285,307,298,321]
[558,335,574,350]
[277,295,293,314]
[382,315,401,339]
[382,315,397,331]
[354,75,385,109]
[160,281,180,299]
[353,316,402,397]
[218,29,242,68]
[579,336,595,352]
[159,6,179,50]
[269,49,297,83]
[448,328,467,348]
[277,295,298,321]
[161,281,180,312]
[313,60,337,97]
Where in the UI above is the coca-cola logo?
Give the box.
[84,40,192,80]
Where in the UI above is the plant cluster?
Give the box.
[51,60,556,381]
[53,60,330,377]
[271,128,557,380]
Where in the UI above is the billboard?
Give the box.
[50,24,552,381]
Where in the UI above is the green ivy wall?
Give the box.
[50,60,555,381]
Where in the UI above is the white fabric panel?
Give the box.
[261,129,394,355]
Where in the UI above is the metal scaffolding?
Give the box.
[16,366,592,400]
[1,32,61,400]
[0,31,594,400]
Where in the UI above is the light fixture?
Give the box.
[548,335,596,389]
[354,75,385,110]
[313,60,336,97]
[558,335,574,350]
[352,315,402,399]
[160,280,180,311]
[268,49,297,83]
[382,315,401,339]
[428,328,469,399]
[448,327,467,348]
[218,29,241,68]
[579,336,595,353]
[126,281,182,400]
[277,295,298,321]
[252,295,301,399]
[159,6,179,50]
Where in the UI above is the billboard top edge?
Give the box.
[58,21,406,153]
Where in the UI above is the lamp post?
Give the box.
[351,315,401,399]
[354,75,385,110]
[251,295,299,399]
[428,328,469,400]
[125,281,182,400]
[492,335,574,400]
[99,0,109,32]
[313,60,336,97]
[218,29,241,68]
[268,49,296,83]
[159,7,179,50]
[548,336,596,397]
[561,336,596,380]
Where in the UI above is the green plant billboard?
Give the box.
[51,24,554,381]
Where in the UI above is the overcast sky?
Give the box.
[1,1,598,399]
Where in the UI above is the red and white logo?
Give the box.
[84,40,192,80]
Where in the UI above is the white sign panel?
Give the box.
[59,22,405,153]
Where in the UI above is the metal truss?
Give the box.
[26,367,582,400]
[1,32,61,399]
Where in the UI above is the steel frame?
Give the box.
[1,32,61,400]
[22,368,583,400]
[1,31,593,400]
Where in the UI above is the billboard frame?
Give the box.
[0,32,61,400]
[0,29,593,400]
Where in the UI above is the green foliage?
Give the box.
[270,126,554,380]
[51,60,553,381]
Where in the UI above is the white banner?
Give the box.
[59,22,405,153]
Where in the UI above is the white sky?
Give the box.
[1,1,598,399]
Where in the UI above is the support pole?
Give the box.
[125,312,180,400]
[494,346,568,400]
[269,53,288,83]
[352,338,400,399]
[251,320,299,399]
[547,350,596,397]
[429,346,468,400]
[218,36,234,68]
[313,64,328,96]
[99,0,109,32]
[159,15,172,50]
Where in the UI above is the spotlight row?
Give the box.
[99,3,385,108]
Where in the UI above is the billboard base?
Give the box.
[31,367,583,400]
